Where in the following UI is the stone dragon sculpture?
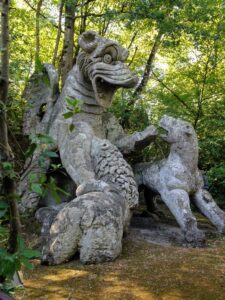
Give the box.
[135,116,225,245]
[19,31,157,264]
[19,31,225,264]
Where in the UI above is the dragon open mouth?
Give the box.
[93,77,118,108]
[91,63,138,108]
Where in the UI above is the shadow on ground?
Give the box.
[15,211,225,300]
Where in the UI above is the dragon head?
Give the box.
[77,30,138,108]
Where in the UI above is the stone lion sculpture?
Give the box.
[19,30,225,264]
[18,31,157,264]
[134,115,225,244]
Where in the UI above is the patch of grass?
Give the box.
[15,237,225,300]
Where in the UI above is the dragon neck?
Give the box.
[64,65,105,115]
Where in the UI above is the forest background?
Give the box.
[1,0,225,207]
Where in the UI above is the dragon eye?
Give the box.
[103,54,112,64]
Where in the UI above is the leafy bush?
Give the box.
[110,90,150,132]
[0,236,40,279]
[208,164,225,208]
[0,199,40,293]
[199,136,225,170]
[25,133,70,203]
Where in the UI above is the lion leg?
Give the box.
[193,189,225,233]
[161,189,205,245]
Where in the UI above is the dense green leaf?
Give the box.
[17,236,25,251]
[20,257,33,270]
[35,134,55,145]
[20,249,41,259]
[0,209,8,218]
[63,111,74,119]
[0,226,8,235]
[0,201,9,209]
[30,183,43,195]
[25,143,37,158]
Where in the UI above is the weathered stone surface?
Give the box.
[19,31,156,215]
[19,31,159,264]
[193,189,225,233]
[134,115,225,245]
[115,125,157,155]
[39,134,139,264]
[41,191,126,264]
[23,63,59,136]
[18,150,51,214]
[91,138,138,209]
[35,203,67,244]
[102,112,125,143]
[18,63,59,213]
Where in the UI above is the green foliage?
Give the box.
[46,176,70,204]
[63,98,81,132]
[0,190,40,293]
[199,136,225,170]
[0,200,9,220]
[28,172,69,204]
[0,236,41,292]
[111,90,150,131]
[4,0,225,209]
[0,164,17,235]
[35,57,45,74]
[63,98,81,117]
[25,133,57,168]
[25,133,55,160]
[1,162,17,180]
[26,133,69,203]
[208,164,225,208]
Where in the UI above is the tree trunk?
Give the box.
[79,0,88,35]
[4,177,21,253]
[131,31,164,103]
[0,0,21,257]
[59,0,77,86]
[35,0,44,71]
[0,0,10,162]
[73,0,94,64]
[52,0,65,66]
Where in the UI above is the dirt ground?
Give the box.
[15,230,225,300]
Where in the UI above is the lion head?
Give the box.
[77,30,138,108]
[159,115,196,144]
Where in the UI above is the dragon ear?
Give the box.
[79,30,99,53]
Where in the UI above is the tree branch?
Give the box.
[35,0,44,70]
[152,72,195,114]
[0,0,21,261]
[80,0,96,7]
[127,30,164,107]
[128,46,138,67]
[127,31,138,49]
[23,0,60,30]
[194,49,212,128]
[52,0,65,66]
